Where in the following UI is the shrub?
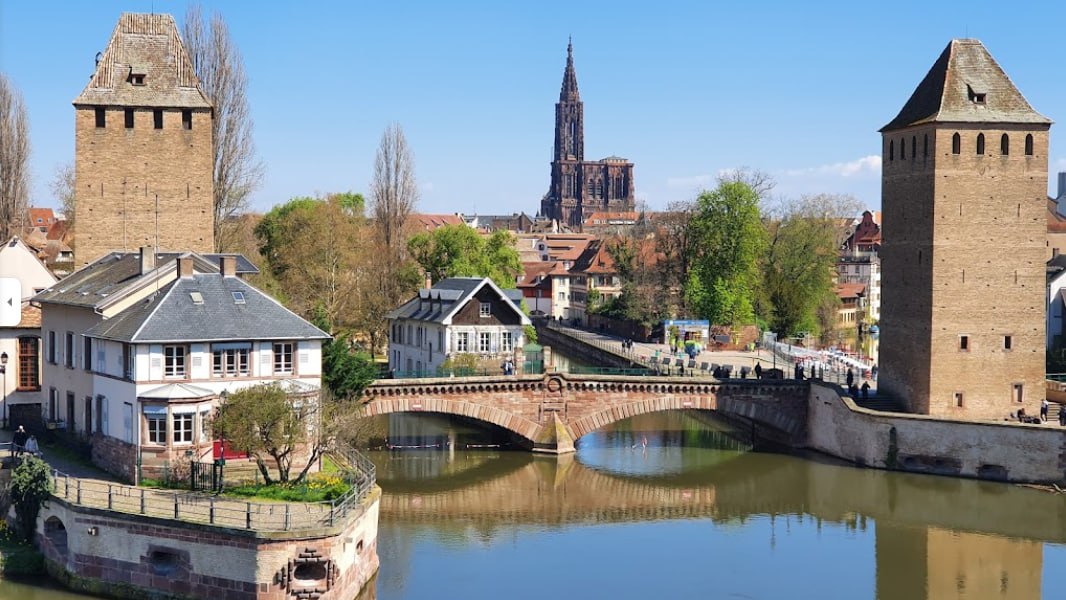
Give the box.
[10,456,52,542]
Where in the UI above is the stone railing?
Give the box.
[47,444,377,534]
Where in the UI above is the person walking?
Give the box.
[754,363,763,379]
[12,425,27,457]
[24,435,39,458]
[861,381,870,401]
[846,368,854,388]
[1059,403,1066,427]
[1041,398,1049,422]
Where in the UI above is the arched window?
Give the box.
[976,133,985,155]
[1025,134,1034,156]
[923,134,929,158]
[952,132,961,155]
[911,135,917,159]
[889,140,894,161]
[900,138,906,160]
[1001,133,1009,155]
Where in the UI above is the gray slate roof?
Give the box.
[882,39,1051,132]
[387,277,527,325]
[73,13,212,109]
[85,274,329,343]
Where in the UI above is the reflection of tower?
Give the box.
[875,523,1042,599]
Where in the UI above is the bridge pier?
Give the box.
[531,413,576,454]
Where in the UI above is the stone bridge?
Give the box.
[358,373,809,453]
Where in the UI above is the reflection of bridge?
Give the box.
[360,374,808,453]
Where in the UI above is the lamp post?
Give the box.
[1,351,8,429]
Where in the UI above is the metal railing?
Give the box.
[543,320,651,370]
[47,444,377,533]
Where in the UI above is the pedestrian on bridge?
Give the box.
[846,368,854,388]
[1060,404,1066,427]
[754,363,763,379]
[1041,398,1049,422]
[861,381,870,401]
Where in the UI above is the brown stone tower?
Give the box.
[542,40,635,229]
[879,39,1051,419]
[73,13,214,266]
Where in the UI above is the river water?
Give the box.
[8,411,1066,599]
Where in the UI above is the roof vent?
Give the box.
[189,291,204,305]
[967,85,986,105]
[232,291,246,305]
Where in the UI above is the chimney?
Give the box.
[177,256,194,279]
[139,246,156,275]
[424,273,433,290]
[220,255,237,278]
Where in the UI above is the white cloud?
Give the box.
[782,155,882,178]
[665,174,713,189]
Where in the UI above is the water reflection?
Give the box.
[371,411,1066,600]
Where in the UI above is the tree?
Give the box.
[215,384,332,485]
[10,456,51,542]
[408,225,521,288]
[313,309,378,399]
[0,73,30,242]
[684,179,767,326]
[50,162,75,231]
[183,5,264,252]
[365,124,422,354]
[762,194,862,338]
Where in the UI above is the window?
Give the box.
[273,342,294,375]
[959,335,969,351]
[122,343,134,379]
[438,330,444,353]
[95,107,106,128]
[558,291,565,301]
[173,412,194,444]
[976,133,985,155]
[83,337,92,371]
[900,138,905,160]
[200,408,211,442]
[954,392,964,407]
[181,109,192,130]
[49,388,58,422]
[456,332,469,352]
[189,291,204,305]
[212,346,250,376]
[153,109,163,129]
[501,331,514,353]
[84,396,92,435]
[1003,335,1013,351]
[65,332,75,368]
[164,345,186,378]
[923,134,928,158]
[478,332,491,353]
[232,291,246,304]
[479,302,491,318]
[145,407,166,444]
[1000,133,1009,155]
[95,395,105,434]
[1012,383,1024,403]
[130,74,145,86]
[47,331,56,364]
[911,135,916,159]
[889,140,894,161]
[1025,134,1034,156]
[952,132,961,155]
[17,337,40,391]
[124,108,134,129]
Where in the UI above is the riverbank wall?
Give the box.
[807,382,1066,484]
[34,479,380,600]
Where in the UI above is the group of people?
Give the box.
[11,425,40,458]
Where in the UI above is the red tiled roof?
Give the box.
[836,282,866,300]
[408,213,464,232]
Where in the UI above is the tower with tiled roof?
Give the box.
[73,13,214,266]
[878,39,1050,418]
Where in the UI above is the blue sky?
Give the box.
[2,1,1065,216]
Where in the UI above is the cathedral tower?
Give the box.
[542,41,635,229]
[73,13,214,266]
[878,39,1050,419]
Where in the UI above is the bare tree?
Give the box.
[183,5,263,252]
[0,73,30,242]
[365,123,421,354]
[50,161,75,229]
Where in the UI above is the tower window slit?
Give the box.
[952,132,961,154]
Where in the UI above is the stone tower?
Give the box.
[73,13,214,266]
[878,39,1051,419]
[541,40,635,229]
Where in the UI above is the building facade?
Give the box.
[73,13,214,267]
[541,41,635,229]
[878,39,1050,419]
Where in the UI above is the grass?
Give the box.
[223,472,350,503]
[0,522,44,576]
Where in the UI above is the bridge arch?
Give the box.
[357,397,541,446]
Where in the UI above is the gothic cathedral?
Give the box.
[541,41,635,229]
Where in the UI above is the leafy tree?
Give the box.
[408,225,521,288]
[10,456,51,542]
[0,73,30,242]
[314,309,377,399]
[684,180,767,326]
[440,353,480,374]
[762,194,861,337]
[215,384,331,484]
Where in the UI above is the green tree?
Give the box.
[215,384,332,484]
[10,456,51,542]
[684,180,767,326]
[763,194,861,337]
[313,310,377,399]
[408,225,521,288]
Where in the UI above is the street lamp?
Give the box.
[0,351,7,429]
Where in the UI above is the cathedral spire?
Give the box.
[560,37,580,102]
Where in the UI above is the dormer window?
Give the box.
[128,65,147,86]
[232,291,246,304]
[130,75,145,86]
[967,85,986,105]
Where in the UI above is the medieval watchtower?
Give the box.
[878,39,1050,419]
[73,13,214,266]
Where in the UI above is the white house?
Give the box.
[33,248,328,482]
[0,236,59,430]
[386,277,531,376]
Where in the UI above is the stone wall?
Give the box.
[807,382,1066,484]
[37,488,380,600]
[90,434,137,483]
